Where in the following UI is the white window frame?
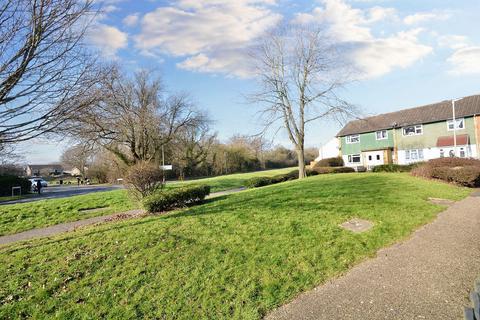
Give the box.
[402,124,423,136]
[348,154,361,163]
[346,134,360,144]
[447,118,465,131]
[405,149,424,161]
[375,130,388,140]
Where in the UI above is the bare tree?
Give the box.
[171,120,216,180]
[67,68,207,166]
[60,144,93,179]
[0,0,102,145]
[249,25,356,178]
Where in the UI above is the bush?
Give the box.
[311,166,355,174]
[244,177,275,188]
[411,157,480,187]
[143,185,210,213]
[244,170,300,188]
[372,164,418,173]
[315,157,344,167]
[125,161,164,199]
[0,175,31,196]
[431,166,480,187]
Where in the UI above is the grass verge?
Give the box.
[0,168,295,236]
[0,173,471,319]
[0,190,134,236]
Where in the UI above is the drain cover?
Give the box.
[340,218,373,233]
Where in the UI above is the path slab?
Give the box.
[0,209,144,246]
[340,218,373,233]
[267,195,480,320]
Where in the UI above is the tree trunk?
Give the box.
[296,147,306,179]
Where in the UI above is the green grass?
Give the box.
[0,190,135,236]
[0,168,295,236]
[170,167,296,193]
[0,173,471,319]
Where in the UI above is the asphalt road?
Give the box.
[0,185,124,205]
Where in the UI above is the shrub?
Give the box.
[125,161,164,199]
[0,175,31,196]
[431,166,480,187]
[315,157,344,167]
[372,164,418,173]
[143,185,210,213]
[411,157,480,187]
[244,177,275,188]
[311,166,355,174]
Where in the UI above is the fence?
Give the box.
[465,279,480,320]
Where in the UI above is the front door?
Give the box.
[365,151,384,170]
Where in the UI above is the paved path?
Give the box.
[0,209,144,246]
[0,188,246,246]
[267,194,480,320]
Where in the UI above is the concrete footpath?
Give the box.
[0,188,246,246]
[267,194,480,320]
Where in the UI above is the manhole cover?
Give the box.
[428,198,455,206]
[340,218,373,233]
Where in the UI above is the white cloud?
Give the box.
[87,24,128,57]
[447,46,480,75]
[123,13,139,27]
[134,0,281,77]
[294,0,432,78]
[403,11,450,25]
[437,34,469,50]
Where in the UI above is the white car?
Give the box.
[30,178,48,190]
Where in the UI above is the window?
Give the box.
[376,154,381,160]
[405,149,424,161]
[348,154,361,163]
[368,155,372,161]
[440,149,444,158]
[402,124,423,136]
[447,118,465,131]
[346,134,360,144]
[459,147,466,158]
[376,130,388,140]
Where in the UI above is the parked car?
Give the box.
[29,178,48,190]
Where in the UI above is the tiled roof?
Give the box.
[337,94,480,136]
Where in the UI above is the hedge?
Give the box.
[411,157,480,187]
[244,167,354,189]
[372,164,418,173]
[0,175,31,196]
[315,157,344,167]
[143,185,210,213]
[310,166,355,174]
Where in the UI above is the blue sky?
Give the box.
[22,0,480,163]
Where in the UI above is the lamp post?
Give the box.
[452,98,463,157]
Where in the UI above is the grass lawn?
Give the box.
[0,173,471,319]
[0,190,134,236]
[0,168,295,236]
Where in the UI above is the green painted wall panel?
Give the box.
[341,129,394,155]
[396,117,476,149]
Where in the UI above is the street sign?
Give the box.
[160,165,173,170]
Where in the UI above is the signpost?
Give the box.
[11,186,21,197]
[161,144,172,184]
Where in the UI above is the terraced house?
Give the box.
[337,94,480,170]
